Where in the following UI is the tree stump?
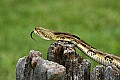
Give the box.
[47,41,91,80]
[16,50,66,80]
[16,41,120,80]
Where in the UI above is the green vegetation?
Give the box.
[0,0,120,80]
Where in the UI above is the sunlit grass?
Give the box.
[0,0,120,80]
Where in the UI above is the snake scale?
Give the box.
[31,27,120,69]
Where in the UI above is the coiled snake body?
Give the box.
[31,27,120,69]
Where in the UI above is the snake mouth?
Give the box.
[30,31,35,40]
[31,29,50,40]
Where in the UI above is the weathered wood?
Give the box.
[91,65,105,80]
[16,41,120,80]
[91,65,120,80]
[47,41,91,80]
[104,65,120,80]
[16,50,66,80]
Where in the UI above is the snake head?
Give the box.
[33,27,55,40]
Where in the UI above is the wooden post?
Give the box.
[91,65,120,80]
[16,41,120,80]
[16,50,66,80]
[47,41,91,80]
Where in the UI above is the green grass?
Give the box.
[0,0,120,80]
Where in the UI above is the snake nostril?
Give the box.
[35,27,39,30]
[35,27,37,30]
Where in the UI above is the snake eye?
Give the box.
[44,35,47,37]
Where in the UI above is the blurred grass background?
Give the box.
[0,0,120,80]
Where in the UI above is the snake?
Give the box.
[31,27,120,69]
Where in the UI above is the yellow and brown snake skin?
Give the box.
[31,27,120,69]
